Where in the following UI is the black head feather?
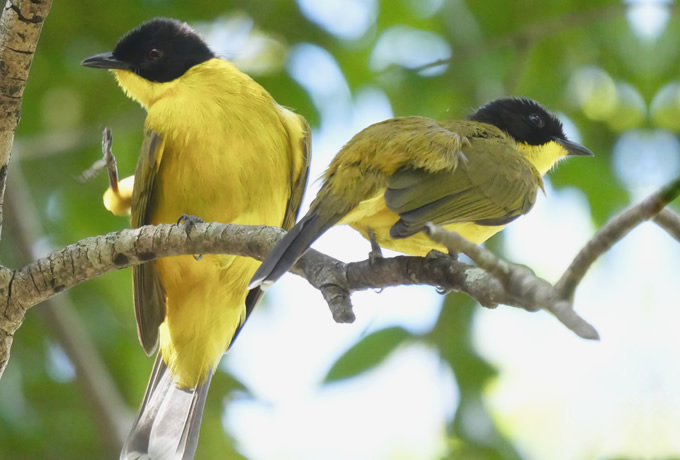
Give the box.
[468,97,567,146]
[111,18,215,82]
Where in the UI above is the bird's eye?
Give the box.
[147,48,162,61]
[528,113,544,128]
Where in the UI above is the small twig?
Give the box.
[653,208,680,242]
[77,128,118,192]
[555,177,680,299]
[424,223,599,340]
[419,177,680,341]
[408,5,624,74]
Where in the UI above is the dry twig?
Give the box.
[77,128,119,190]
[425,223,598,340]
[421,177,680,341]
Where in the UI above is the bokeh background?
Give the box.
[1,0,680,459]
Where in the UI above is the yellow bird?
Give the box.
[250,97,592,288]
[82,18,310,460]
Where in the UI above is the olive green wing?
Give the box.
[385,136,541,238]
[250,117,480,288]
[131,130,166,356]
[281,115,311,231]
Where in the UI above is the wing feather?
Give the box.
[386,135,541,238]
[131,130,166,356]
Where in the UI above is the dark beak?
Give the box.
[554,137,594,157]
[81,52,131,70]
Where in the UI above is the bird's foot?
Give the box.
[177,213,204,227]
[426,249,458,261]
[426,249,458,294]
[177,214,205,260]
[367,229,383,263]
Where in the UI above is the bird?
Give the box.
[249,97,593,289]
[82,17,310,460]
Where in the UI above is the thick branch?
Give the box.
[2,222,505,321]
[0,220,563,377]
[0,0,52,237]
[2,177,679,378]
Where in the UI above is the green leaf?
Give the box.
[324,326,413,383]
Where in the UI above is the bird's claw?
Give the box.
[426,249,458,261]
[177,214,205,260]
[177,214,204,227]
[367,229,383,263]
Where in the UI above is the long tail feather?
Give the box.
[121,355,212,460]
[249,212,336,289]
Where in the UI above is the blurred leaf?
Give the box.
[324,326,413,382]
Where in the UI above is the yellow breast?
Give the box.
[118,59,297,386]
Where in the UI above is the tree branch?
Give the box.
[2,176,679,379]
[0,0,52,237]
[0,219,571,378]
[410,4,624,74]
[653,208,680,242]
[555,177,680,299]
[425,223,598,340]
[423,177,680,339]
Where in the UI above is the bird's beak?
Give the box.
[554,137,594,157]
[81,52,131,70]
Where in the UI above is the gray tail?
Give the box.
[120,355,212,460]
[249,212,336,289]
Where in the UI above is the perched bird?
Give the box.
[250,97,592,288]
[82,18,310,460]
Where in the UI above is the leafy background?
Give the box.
[1,0,679,459]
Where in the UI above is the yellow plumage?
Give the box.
[336,138,568,256]
[103,175,134,216]
[85,18,310,459]
[340,192,504,255]
[109,58,307,387]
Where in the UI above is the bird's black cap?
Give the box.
[81,18,215,83]
[468,97,593,156]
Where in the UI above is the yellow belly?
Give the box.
[151,170,288,386]
[151,153,289,387]
[340,193,504,257]
[147,130,292,388]
[155,254,257,387]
